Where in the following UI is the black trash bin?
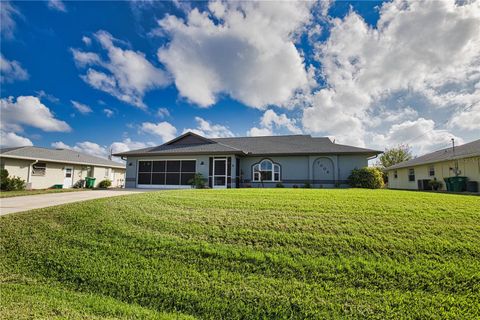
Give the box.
[466,181,478,193]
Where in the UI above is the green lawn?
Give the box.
[0,188,89,198]
[1,189,479,319]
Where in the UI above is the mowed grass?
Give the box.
[0,189,479,319]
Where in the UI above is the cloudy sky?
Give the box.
[1,0,479,159]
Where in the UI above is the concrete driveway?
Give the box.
[0,189,147,216]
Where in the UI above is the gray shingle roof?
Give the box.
[0,146,125,169]
[213,135,380,155]
[386,139,480,170]
[115,142,242,156]
[114,132,381,157]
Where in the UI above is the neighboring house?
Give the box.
[386,139,480,192]
[0,146,126,189]
[114,132,381,189]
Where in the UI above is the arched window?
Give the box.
[252,159,281,182]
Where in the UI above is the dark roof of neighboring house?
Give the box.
[114,132,382,157]
[0,146,125,169]
[386,139,480,170]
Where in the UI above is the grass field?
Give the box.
[0,188,89,198]
[1,189,479,319]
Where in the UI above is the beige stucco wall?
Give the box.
[387,156,480,191]
[1,158,31,182]
[1,157,125,189]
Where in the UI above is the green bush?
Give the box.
[188,173,206,189]
[0,169,26,191]
[348,167,384,189]
[275,182,284,188]
[303,182,311,188]
[98,179,112,188]
[429,179,442,191]
[0,168,9,190]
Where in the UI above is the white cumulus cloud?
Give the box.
[449,102,480,131]
[52,138,155,162]
[1,96,71,133]
[140,121,177,142]
[72,30,170,109]
[370,118,464,154]
[82,36,92,46]
[157,1,312,108]
[103,108,114,118]
[0,130,33,147]
[183,117,234,138]
[248,109,301,136]
[47,0,67,12]
[1,1,21,39]
[52,141,109,159]
[157,107,170,118]
[110,138,155,154]
[0,54,29,83]
[71,100,93,114]
[303,0,480,148]
[247,127,273,137]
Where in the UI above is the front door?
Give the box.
[213,158,227,188]
[64,167,73,188]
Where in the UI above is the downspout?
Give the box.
[27,160,38,189]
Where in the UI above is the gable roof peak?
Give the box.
[163,131,217,146]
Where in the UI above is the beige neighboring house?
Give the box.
[386,139,480,192]
[0,146,126,189]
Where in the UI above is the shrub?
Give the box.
[348,167,384,189]
[188,173,206,189]
[303,182,311,188]
[0,169,26,191]
[98,179,112,188]
[0,169,9,190]
[429,179,442,191]
[292,184,299,188]
[9,176,26,191]
[275,182,284,188]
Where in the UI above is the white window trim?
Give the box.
[32,162,47,176]
[252,159,281,182]
[408,168,415,182]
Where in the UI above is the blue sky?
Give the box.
[1,0,479,159]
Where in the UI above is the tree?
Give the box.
[378,144,413,168]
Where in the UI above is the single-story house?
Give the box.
[114,132,381,189]
[0,146,126,189]
[385,139,480,192]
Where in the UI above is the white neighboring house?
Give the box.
[0,146,125,189]
[386,139,480,192]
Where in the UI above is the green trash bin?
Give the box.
[85,177,96,188]
[443,177,453,191]
[450,176,467,192]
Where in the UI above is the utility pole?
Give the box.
[452,138,459,176]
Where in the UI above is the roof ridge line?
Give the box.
[213,140,245,152]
